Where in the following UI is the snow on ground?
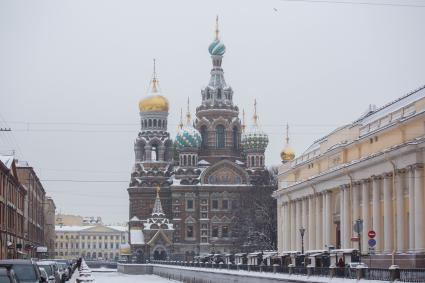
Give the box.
[88,269,182,283]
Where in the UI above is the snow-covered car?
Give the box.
[37,261,60,283]
[348,262,368,268]
[38,268,50,283]
[37,262,56,283]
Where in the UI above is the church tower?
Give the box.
[195,17,242,164]
[128,60,173,222]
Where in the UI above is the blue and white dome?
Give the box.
[176,126,202,150]
[208,39,226,56]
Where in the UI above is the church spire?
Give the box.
[253,99,259,127]
[215,15,220,40]
[242,109,246,133]
[178,108,183,129]
[152,186,165,217]
[186,97,191,126]
[150,59,159,93]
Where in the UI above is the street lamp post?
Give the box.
[299,227,306,254]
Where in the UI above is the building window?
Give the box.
[222,200,228,210]
[216,125,225,149]
[212,226,219,237]
[186,225,194,238]
[201,125,208,149]
[231,200,238,209]
[186,199,194,210]
[222,226,229,237]
[201,213,207,218]
[232,126,238,149]
[212,200,218,210]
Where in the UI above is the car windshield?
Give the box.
[0,275,11,283]
[12,264,37,281]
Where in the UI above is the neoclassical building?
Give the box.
[274,85,425,267]
[128,19,276,260]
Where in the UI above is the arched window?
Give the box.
[152,146,159,161]
[216,125,225,149]
[188,155,192,166]
[256,156,259,167]
[251,156,254,167]
[183,155,187,166]
[153,119,157,127]
[260,156,263,166]
[148,119,152,127]
[144,120,147,128]
[192,155,196,166]
[232,126,238,149]
[217,89,222,100]
[201,126,208,149]
[158,120,162,128]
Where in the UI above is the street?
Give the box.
[69,268,181,283]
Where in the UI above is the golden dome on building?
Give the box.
[139,94,169,112]
[280,147,295,162]
[139,59,169,113]
[280,124,295,162]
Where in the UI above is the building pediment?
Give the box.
[200,160,249,185]
[83,225,123,233]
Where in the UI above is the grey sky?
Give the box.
[0,0,424,224]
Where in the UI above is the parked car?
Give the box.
[55,263,69,282]
[37,263,56,283]
[38,261,60,283]
[0,265,19,283]
[0,259,44,283]
[38,268,49,283]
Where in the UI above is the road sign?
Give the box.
[353,220,363,233]
[351,237,359,242]
[368,230,376,238]
[368,238,376,247]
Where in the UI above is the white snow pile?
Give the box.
[76,260,95,282]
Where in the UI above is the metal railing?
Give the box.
[149,260,425,282]
[400,269,425,282]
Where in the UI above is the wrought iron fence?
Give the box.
[400,269,425,282]
[149,260,425,282]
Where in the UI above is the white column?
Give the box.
[315,193,322,249]
[361,179,370,254]
[414,164,424,251]
[372,176,382,252]
[383,173,394,253]
[352,182,360,223]
[322,193,326,248]
[295,199,301,251]
[343,185,351,249]
[325,191,332,248]
[308,196,315,250]
[284,203,291,251]
[302,197,308,250]
[340,187,345,249]
[408,166,415,251]
[291,200,296,250]
[396,170,405,252]
[277,201,283,252]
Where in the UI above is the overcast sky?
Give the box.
[0,0,424,224]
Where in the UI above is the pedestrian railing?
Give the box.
[149,260,425,282]
[400,269,425,282]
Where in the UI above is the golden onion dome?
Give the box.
[280,147,295,162]
[139,60,169,112]
[139,94,169,112]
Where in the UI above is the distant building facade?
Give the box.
[128,20,276,261]
[55,214,103,226]
[55,224,128,260]
[44,197,56,258]
[16,161,46,257]
[0,156,26,259]
[274,85,425,268]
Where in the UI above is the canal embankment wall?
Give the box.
[117,264,326,283]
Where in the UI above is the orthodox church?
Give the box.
[127,19,277,261]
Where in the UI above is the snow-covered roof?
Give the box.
[0,155,14,170]
[198,160,210,166]
[130,228,144,245]
[55,225,127,232]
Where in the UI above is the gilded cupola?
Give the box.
[139,59,169,112]
[281,124,295,162]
